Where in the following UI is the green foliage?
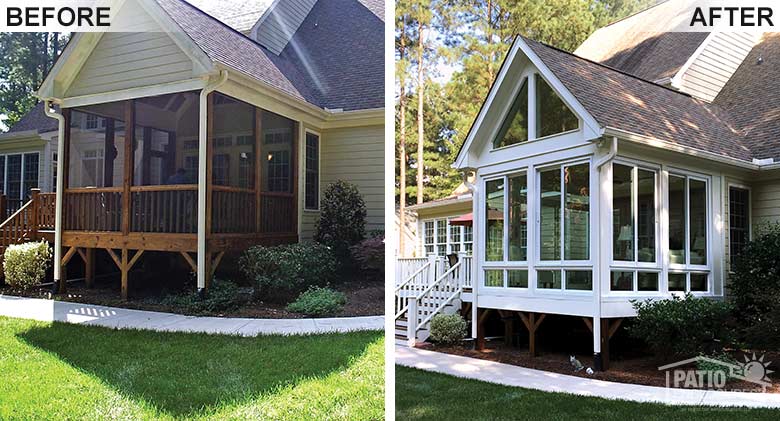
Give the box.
[0,33,69,130]
[728,222,780,349]
[286,286,347,317]
[628,294,735,361]
[160,279,244,315]
[239,242,336,298]
[314,181,367,268]
[696,353,740,384]
[429,314,467,345]
[350,236,384,281]
[3,241,51,289]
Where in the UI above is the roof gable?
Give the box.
[251,0,319,55]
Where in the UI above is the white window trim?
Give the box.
[0,152,41,201]
[303,129,321,212]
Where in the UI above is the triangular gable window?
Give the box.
[535,74,578,138]
[493,79,528,148]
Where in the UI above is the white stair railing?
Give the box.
[406,260,465,345]
[394,255,437,319]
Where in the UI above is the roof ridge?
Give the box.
[175,0,272,51]
[521,35,693,98]
[599,0,672,29]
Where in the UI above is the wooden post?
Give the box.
[141,126,152,185]
[30,189,40,239]
[104,118,115,187]
[476,308,491,350]
[0,194,6,220]
[121,248,129,299]
[203,93,215,291]
[519,312,546,357]
[84,248,95,288]
[203,251,212,290]
[601,318,610,371]
[58,262,67,294]
[61,110,71,192]
[254,107,263,232]
[122,100,135,235]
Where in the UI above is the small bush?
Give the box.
[239,242,336,298]
[696,353,740,385]
[350,236,384,281]
[429,314,467,345]
[629,294,734,361]
[4,241,51,289]
[286,286,346,317]
[314,180,367,269]
[161,279,244,315]
[728,222,780,349]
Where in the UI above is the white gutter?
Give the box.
[197,70,228,292]
[594,136,617,169]
[462,168,476,193]
[43,101,66,288]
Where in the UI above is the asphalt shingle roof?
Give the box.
[7,103,58,134]
[182,0,272,33]
[713,33,780,161]
[524,36,755,162]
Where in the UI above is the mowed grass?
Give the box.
[0,316,383,420]
[396,365,780,420]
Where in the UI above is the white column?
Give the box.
[471,174,480,338]
[197,91,209,290]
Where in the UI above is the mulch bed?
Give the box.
[0,276,383,319]
[418,341,780,393]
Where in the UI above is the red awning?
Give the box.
[449,210,504,226]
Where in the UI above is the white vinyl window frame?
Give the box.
[420,217,472,257]
[608,159,663,294]
[726,182,752,270]
[303,129,321,212]
[533,158,595,294]
[0,152,41,201]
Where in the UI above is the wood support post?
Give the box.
[104,118,115,186]
[122,100,135,235]
[254,107,263,232]
[0,194,6,220]
[597,318,623,371]
[121,249,129,299]
[30,189,39,239]
[476,308,491,350]
[497,310,514,346]
[518,312,546,357]
[107,248,144,300]
[203,251,212,290]
[84,248,95,288]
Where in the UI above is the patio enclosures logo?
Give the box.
[1,0,165,32]
[659,354,774,392]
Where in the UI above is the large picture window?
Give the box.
[540,162,589,261]
[535,74,579,138]
[485,179,505,261]
[493,79,528,148]
[668,173,710,293]
[728,186,750,259]
[612,163,657,263]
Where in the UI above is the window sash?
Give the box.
[304,132,320,210]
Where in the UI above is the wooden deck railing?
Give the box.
[37,193,56,231]
[212,186,255,234]
[131,185,197,233]
[259,192,296,234]
[64,188,123,231]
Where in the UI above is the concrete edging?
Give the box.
[396,345,780,408]
[0,294,383,335]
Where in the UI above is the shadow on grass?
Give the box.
[17,321,380,418]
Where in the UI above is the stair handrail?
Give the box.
[394,261,429,294]
[394,261,431,319]
[412,260,461,302]
[0,199,32,231]
[416,286,463,333]
[406,260,463,341]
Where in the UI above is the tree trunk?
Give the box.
[399,22,408,254]
[416,21,425,204]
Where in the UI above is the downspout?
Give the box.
[461,168,479,339]
[593,136,617,370]
[197,70,228,293]
[43,101,66,292]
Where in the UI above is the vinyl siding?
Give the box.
[309,125,383,238]
[253,0,318,55]
[65,6,195,98]
[752,178,780,228]
[679,32,757,102]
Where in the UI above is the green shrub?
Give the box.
[286,286,346,317]
[629,294,734,361]
[160,279,243,315]
[239,242,336,298]
[350,236,384,281]
[696,353,740,385]
[728,222,780,349]
[314,180,366,269]
[4,241,51,289]
[429,314,467,345]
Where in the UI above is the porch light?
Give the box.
[267,153,273,161]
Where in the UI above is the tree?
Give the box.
[397,3,412,251]
[0,33,69,131]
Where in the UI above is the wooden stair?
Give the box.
[0,190,56,275]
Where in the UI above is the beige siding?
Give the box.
[316,125,384,235]
[66,7,195,98]
[253,0,318,55]
[753,178,780,228]
[680,32,757,102]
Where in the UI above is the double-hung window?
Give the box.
[668,173,710,292]
[304,132,320,210]
[610,162,660,292]
[483,172,529,289]
[537,161,591,291]
[422,218,471,257]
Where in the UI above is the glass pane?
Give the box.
[485,179,505,261]
[537,270,561,289]
[485,270,503,287]
[424,221,434,245]
[612,164,633,261]
[437,220,447,256]
[565,271,592,291]
[610,271,633,291]
[210,93,255,188]
[637,272,659,292]
[689,179,707,265]
[493,80,528,148]
[564,163,589,260]
[535,74,579,138]
[668,273,686,291]
[637,169,656,262]
[0,156,5,194]
[449,224,461,254]
[669,176,686,265]
[507,270,528,288]
[539,169,561,260]
[6,155,21,200]
[22,153,39,199]
[729,187,750,257]
[305,132,319,209]
[262,111,294,193]
[690,273,708,292]
[508,174,527,261]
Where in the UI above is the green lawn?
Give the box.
[0,316,383,420]
[396,365,780,420]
